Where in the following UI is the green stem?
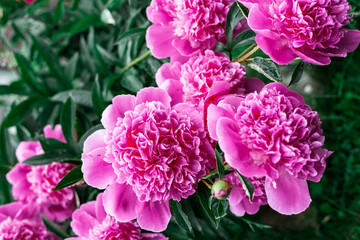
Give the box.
[202,165,232,180]
[234,46,260,63]
[119,50,151,74]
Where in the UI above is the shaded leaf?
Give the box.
[51,90,92,108]
[78,124,104,150]
[248,57,282,82]
[236,0,249,18]
[215,147,225,179]
[92,77,107,118]
[41,215,71,239]
[197,182,220,228]
[54,0,65,25]
[39,137,69,153]
[53,165,83,191]
[225,1,244,44]
[289,60,305,86]
[236,171,254,202]
[169,200,195,237]
[22,150,77,165]
[231,29,256,49]
[60,97,79,153]
[2,98,39,127]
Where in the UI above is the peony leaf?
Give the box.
[236,171,255,203]
[169,200,195,237]
[289,60,306,86]
[248,57,282,82]
[231,29,256,49]
[235,0,249,19]
[51,90,92,108]
[225,1,245,45]
[215,144,225,179]
[41,215,71,239]
[22,150,78,165]
[53,0,65,25]
[60,97,79,153]
[2,98,40,127]
[197,182,220,228]
[38,137,70,153]
[92,76,107,118]
[53,165,83,191]
[216,199,230,219]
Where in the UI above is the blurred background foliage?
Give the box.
[0,0,359,239]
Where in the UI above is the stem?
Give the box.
[235,43,256,60]
[119,50,151,74]
[234,46,260,62]
[202,164,232,180]
[201,179,213,189]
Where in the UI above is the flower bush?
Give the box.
[0,0,359,239]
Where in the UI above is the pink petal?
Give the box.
[207,104,235,141]
[322,29,360,57]
[82,130,116,189]
[137,200,171,232]
[70,201,98,237]
[15,141,40,163]
[136,87,171,108]
[146,25,178,59]
[173,103,203,129]
[94,193,107,223]
[0,202,24,219]
[101,95,136,129]
[172,38,198,56]
[103,183,141,222]
[292,48,331,65]
[155,62,182,87]
[256,35,297,65]
[217,118,266,178]
[263,82,304,104]
[265,171,311,215]
[241,78,265,94]
[43,124,66,142]
[146,1,173,25]
[248,4,278,39]
[142,233,169,240]
[157,79,184,106]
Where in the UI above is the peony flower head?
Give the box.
[67,193,168,240]
[240,0,360,65]
[0,202,59,240]
[225,173,267,216]
[156,50,264,114]
[6,125,76,222]
[208,82,332,214]
[82,87,214,232]
[146,0,247,60]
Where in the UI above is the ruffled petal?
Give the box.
[146,25,178,59]
[101,95,136,129]
[136,87,171,108]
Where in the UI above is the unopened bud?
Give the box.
[211,179,231,200]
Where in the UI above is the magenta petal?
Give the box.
[95,193,107,223]
[103,183,140,222]
[70,201,98,237]
[146,25,178,59]
[158,79,184,106]
[137,200,171,232]
[242,78,265,94]
[155,62,182,86]
[248,5,277,39]
[217,118,266,178]
[173,103,203,129]
[172,38,198,56]
[43,125,66,142]
[82,130,116,189]
[142,233,168,240]
[136,87,171,108]
[15,141,40,162]
[256,35,297,65]
[0,202,23,219]
[324,29,360,57]
[207,104,235,141]
[265,172,311,215]
[292,48,331,65]
[263,82,304,104]
[101,95,136,129]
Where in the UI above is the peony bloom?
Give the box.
[156,50,264,114]
[67,193,168,240]
[225,173,267,216]
[0,202,59,240]
[208,82,332,214]
[6,125,76,222]
[82,87,214,232]
[240,0,360,65]
[146,0,248,60]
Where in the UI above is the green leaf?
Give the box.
[51,90,92,108]
[236,0,249,18]
[60,97,79,153]
[14,53,46,95]
[240,218,272,232]
[39,137,69,153]
[169,200,195,237]
[41,215,71,239]
[64,52,79,82]
[248,57,282,82]
[225,1,244,45]
[0,81,31,96]
[197,182,220,228]
[289,60,305,86]
[2,98,38,127]
[92,77,107,118]
[53,0,65,25]
[236,171,255,202]
[78,124,104,150]
[217,199,230,219]
[215,147,225,179]
[116,28,146,44]
[32,35,71,89]
[231,29,256,49]
[22,150,77,165]
[101,9,116,25]
[53,165,83,191]
[120,68,143,93]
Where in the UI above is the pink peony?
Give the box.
[82,87,214,232]
[6,125,76,222]
[225,173,267,216]
[67,193,168,240]
[208,82,332,214]
[156,50,264,113]
[0,202,59,240]
[240,0,360,65]
[146,0,247,60]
